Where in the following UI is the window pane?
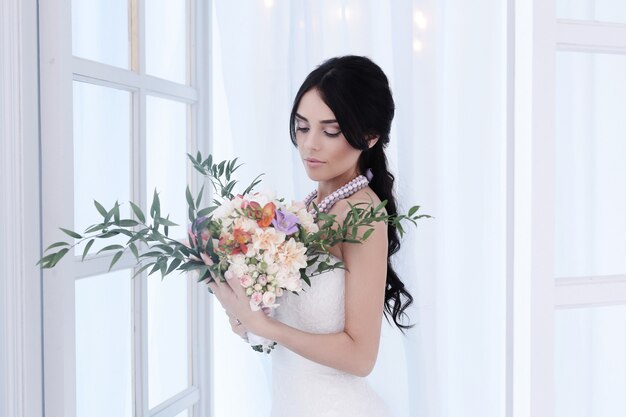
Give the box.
[147,272,189,408]
[557,0,626,24]
[72,0,130,68]
[555,305,626,417]
[73,82,131,256]
[146,95,188,237]
[146,0,188,83]
[555,51,626,278]
[174,409,190,417]
[75,270,133,417]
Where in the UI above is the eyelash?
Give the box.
[295,127,342,137]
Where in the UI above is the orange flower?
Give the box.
[243,200,276,228]
[258,202,276,227]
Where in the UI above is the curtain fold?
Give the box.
[211,1,507,416]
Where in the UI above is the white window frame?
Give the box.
[1,0,44,416]
[38,1,212,417]
[511,2,626,417]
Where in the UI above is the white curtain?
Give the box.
[209,1,507,416]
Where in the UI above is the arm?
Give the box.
[208,203,388,377]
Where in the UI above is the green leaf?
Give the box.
[196,206,217,217]
[109,250,124,271]
[117,219,140,227]
[129,242,139,259]
[96,244,125,255]
[156,217,178,227]
[45,241,70,252]
[186,185,195,210]
[150,189,160,219]
[60,227,82,239]
[94,200,108,217]
[139,250,165,258]
[85,223,107,233]
[51,247,70,267]
[362,228,374,240]
[113,201,121,224]
[154,244,174,254]
[166,258,182,275]
[82,238,95,261]
[99,230,121,239]
[37,252,57,267]
[195,184,205,208]
[408,205,419,218]
[129,201,145,223]
[133,262,155,278]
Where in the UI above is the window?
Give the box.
[40,1,210,416]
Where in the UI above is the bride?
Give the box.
[208,55,414,417]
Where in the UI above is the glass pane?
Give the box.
[73,82,131,256]
[147,272,189,408]
[75,270,133,417]
[557,0,626,24]
[146,95,187,237]
[72,0,130,68]
[174,409,190,417]
[555,52,626,278]
[146,0,188,83]
[555,305,626,417]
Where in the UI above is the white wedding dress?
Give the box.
[270,254,393,417]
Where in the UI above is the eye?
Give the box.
[324,130,341,138]
[295,126,309,133]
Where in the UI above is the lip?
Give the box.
[304,158,326,167]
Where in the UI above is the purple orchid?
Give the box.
[271,209,300,235]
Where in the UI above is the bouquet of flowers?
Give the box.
[39,152,430,353]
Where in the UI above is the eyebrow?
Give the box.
[295,113,338,124]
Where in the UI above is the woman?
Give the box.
[208,55,414,417]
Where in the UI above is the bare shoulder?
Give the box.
[326,186,388,261]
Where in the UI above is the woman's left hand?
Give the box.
[207,275,269,335]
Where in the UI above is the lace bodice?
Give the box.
[269,255,393,417]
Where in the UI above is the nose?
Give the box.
[302,128,322,151]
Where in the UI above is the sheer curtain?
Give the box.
[210,1,507,416]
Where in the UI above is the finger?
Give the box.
[225,276,248,299]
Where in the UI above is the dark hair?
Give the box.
[289,55,414,332]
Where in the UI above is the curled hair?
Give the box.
[290,55,414,332]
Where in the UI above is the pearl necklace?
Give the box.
[304,168,373,217]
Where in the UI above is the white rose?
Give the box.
[285,275,303,292]
[213,199,235,219]
[266,262,280,275]
[239,274,253,288]
[229,263,247,278]
[262,291,276,307]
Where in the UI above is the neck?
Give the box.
[315,169,361,203]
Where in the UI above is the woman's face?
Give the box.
[294,88,362,184]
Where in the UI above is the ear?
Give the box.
[367,135,379,149]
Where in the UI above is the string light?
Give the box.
[413,38,423,53]
[337,5,351,21]
[413,9,427,30]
